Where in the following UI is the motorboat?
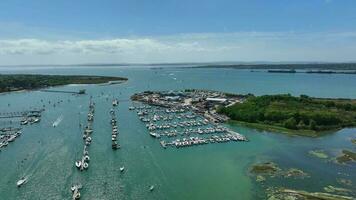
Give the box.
[7,135,16,142]
[149,132,161,138]
[112,142,120,150]
[112,99,119,106]
[16,177,27,187]
[120,166,125,172]
[83,162,89,170]
[32,118,40,124]
[75,161,82,169]
[84,155,90,162]
[71,184,82,200]
[149,185,155,191]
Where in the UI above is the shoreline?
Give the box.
[0,74,128,94]
[227,120,342,137]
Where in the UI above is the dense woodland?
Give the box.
[219,94,356,133]
[0,74,127,93]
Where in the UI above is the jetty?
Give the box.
[41,89,86,95]
[160,133,247,149]
[0,127,22,133]
[0,109,43,119]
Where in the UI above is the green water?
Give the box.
[0,66,355,199]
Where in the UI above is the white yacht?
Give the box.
[149,185,155,191]
[75,161,82,168]
[8,135,16,142]
[83,162,89,170]
[149,132,161,138]
[71,184,82,200]
[112,99,119,106]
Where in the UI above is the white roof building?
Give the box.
[206,97,227,103]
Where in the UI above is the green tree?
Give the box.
[284,117,297,129]
[297,120,306,129]
[309,119,317,130]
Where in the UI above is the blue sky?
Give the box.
[0,0,356,64]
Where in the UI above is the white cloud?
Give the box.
[0,37,238,56]
[0,31,356,65]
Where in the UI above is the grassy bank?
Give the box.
[228,120,322,137]
[0,74,128,93]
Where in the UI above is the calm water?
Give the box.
[0,66,355,199]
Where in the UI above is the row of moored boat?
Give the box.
[110,105,120,150]
[75,101,95,171]
[0,130,22,150]
[131,104,248,149]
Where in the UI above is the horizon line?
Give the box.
[1,61,356,67]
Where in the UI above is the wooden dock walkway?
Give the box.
[0,110,43,119]
[41,89,86,94]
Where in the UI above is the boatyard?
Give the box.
[130,89,248,148]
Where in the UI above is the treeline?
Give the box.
[219,94,356,132]
[0,74,127,93]
[193,63,356,70]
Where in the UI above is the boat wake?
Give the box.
[53,115,64,127]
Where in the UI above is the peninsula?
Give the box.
[0,74,128,93]
[219,94,356,136]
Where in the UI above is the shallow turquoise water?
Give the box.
[0,66,355,199]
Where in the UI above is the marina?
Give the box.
[2,1,356,199]
[130,89,248,149]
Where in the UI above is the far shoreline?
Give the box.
[0,74,128,94]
